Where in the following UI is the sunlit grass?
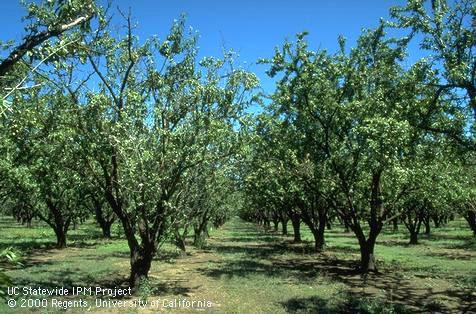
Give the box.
[0,216,474,313]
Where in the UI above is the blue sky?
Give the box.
[1,0,414,95]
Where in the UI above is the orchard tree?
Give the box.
[392,154,458,245]
[262,25,453,271]
[242,115,305,242]
[324,27,434,271]
[4,86,86,248]
[1,0,100,235]
[0,0,97,78]
[390,0,475,148]
[451,155,476,236]
[171,160,241,251]
[65,15,259,289]
[190,165,239,247]
[1,0,99,118]
[81,186,116,239]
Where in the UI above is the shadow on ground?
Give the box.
[199,220,476,314]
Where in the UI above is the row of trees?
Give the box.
[241,0,475,272]
[1,0,257,289]
[0,0,474,290]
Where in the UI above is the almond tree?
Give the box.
[69,16,258,288]
[4,89,86,248]
[390,0,475,148]
[0,0,97,78]
[262,26,450,271]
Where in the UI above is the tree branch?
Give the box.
[0,10,95,77]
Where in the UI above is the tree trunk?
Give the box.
[312,228,325,252]
[281,218,288,235]
[193,227,207,248]
[93,198,115,239]
[350,221,380,273]
[314,209,327,252]
[343,220,350,233]
[193,217,209,248]
[109,199,156,292]
[465,211,476,236]
[409,231,419,245]
[101,220,112,238]
[263,218,270,229]
[404,208,423,245]
[175,236,186,252]
[129,246,154,290]
[54,228,67,249]
[290,215,301,243]
[273,219,279,232]
[42,199,70,249]
[358,170,382,273]
[193,232,203,247]
[392,219,398,232]
[359,239,377,273]
[174,227,188,252]
[424,216,431,235]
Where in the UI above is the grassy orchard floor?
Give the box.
[0,216,475,313]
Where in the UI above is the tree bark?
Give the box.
[129,245,154,290]
[174,227,188,252]
[465,211,476,236]
[54,227,67,249]
[175,237,186,252]
[290,214,301,243]
[392,219,398,232]
[356,170,383,272]
[312,227,325,252]
[41,198,71,249]
[96,213,114,238]
[193,224,209,248]
[101,220,113,238]
[92,196,115,238]
[359,239,377,272]
[304,212,326,253]
[105,188,156,291]
[315,209,327,252]
[402,205,423,245]
[0,10,95,77]
[281,218,288,235]
[409,231,419,245]
[424,215,431,235]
